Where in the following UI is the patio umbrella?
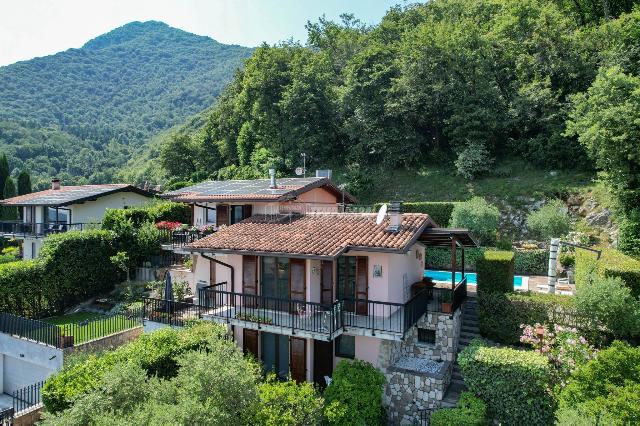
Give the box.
[164,271,173,316]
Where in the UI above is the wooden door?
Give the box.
[290,258,306,313]
[243,255,258,308]
[217,204,229,227]
[356,257,368,315]
[243,329,259,359]
[290,337,307,382]
[313,340,333,387]
[320,261,333,305]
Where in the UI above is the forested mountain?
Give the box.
[155,0,640,195]
[0,21,252,187]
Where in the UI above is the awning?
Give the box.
[418,228,478,248]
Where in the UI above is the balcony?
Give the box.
[142,278,467,341]
[158,228,213,252]
[0,221,99,238]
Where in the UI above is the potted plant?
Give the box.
[440,291,453,314]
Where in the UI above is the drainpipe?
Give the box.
[547,238,560,294]
[201,252,236,341]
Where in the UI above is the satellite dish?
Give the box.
[376,204,388,225]
[295,167,305,176]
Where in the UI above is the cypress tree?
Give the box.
[0,154,8,200]
[17,170,32,195]
[2,177,17,220]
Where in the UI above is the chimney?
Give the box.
[269,169,277,189]
[386,201,403,233]
[51,178,61,190]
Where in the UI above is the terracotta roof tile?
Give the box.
[188,213,435,258]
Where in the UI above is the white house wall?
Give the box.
[69,191,151,223]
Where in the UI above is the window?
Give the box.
[418,328,436,345]
[230,205,244,224]
[206,207,216,224]
[261,332,289,380]
[335,335,355,359]
[46,207,70,223]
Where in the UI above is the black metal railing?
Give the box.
[0,221,100,237]
[58,308,143,346]
[0,407,14,425]
[452,277,467,312]
[12,381,44,413]
[0,312,61,347]
[197,289,342,337]
[159,229,209,249]
[143,298,203,327]
[418,408,432,425]
[341,298,405,335]
[403,289,431,333]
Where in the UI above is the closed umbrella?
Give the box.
[164,271,173,317]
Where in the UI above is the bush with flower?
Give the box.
[155,221,183,231]
[520,323,596,387]
[197,224,217,235]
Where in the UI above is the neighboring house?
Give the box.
[0,179,153,259]
[161,171,356,228]
[149,203,476,422]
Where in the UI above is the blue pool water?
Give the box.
[424,270,525,289]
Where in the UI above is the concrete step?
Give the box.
[460,331,479,339]
[461,325,479,334]
[442,382,467,407]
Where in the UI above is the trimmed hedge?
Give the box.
[430,392,487,426]
[458,340,555,425]
[478,292,582,345]
[576,248,640,298]
[43,321,228,413]
[0,230,121,318]
[425,247,548,275]
[476,251,514,295]
[102,201,191,229]
[375,201,458,227]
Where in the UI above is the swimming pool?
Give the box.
[424,270,527,289]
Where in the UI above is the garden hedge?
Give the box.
[102,201,191,229]
[478,292,585,345]
[0,230,122,318]
[476,251,514,295]
[43,321,228,413]
[458,340,555,425]
[425,247,547,275]
[430,391,487,426]
[576,248,640,297]
[374,201,458,227]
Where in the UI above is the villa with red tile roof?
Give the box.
[147,196,477,423]
[0,178,153,258]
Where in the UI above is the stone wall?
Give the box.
[379,310,462,424]
[63,326,142,356]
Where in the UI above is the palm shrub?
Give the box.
[323,359,386,426]
[525,200,570,241]
[449,197,500,245]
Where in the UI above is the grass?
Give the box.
[332,160,595,205]
[42,311,140,345]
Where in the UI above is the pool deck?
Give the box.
[427,273,574,295]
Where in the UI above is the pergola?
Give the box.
[418,228,478,290]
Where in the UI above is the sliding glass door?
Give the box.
[261,332,289,380]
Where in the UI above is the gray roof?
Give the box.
[1,184,153,207]
[162,177,356,203]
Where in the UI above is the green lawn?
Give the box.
[42,311,140,345]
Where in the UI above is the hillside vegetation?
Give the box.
[0,21,252,187]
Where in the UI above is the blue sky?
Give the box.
[0,0,404,66]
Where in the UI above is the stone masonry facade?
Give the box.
[379,309,462,424]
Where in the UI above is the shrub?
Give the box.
[102,201,191,229]
[478,292,582,345]
[43,321,229,413]
[556,383,640,426]
[454,142,494,180]
[449,197,500,245]
[0,260,46,317]
[458,340,555,425]
[558,252,575,268]
[575,275,640,338]
[430,392,487,426]
[256,376,324,426]
[576,248,640,298]
[324,359,386,426]
[476,251,514,295]
[525,200,571,241]
[558,341,640,410]
[514,249,549,275]
[618,210,640,258]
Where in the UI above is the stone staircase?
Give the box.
[441,297,480,408]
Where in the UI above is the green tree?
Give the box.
[0,154,9,200]
[449,197,500,245]
[2,177,17,220]
[17,170,31,195]
[526,200,571,240]
[566,66,640,211]
[256,376,324,426]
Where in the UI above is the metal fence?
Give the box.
[0,312,61,347]
[0,221,100,237]
[12,381,43,414]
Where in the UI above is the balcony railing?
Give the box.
[159,229,212,249]
[143,280,467,339]
[0,221,99,238]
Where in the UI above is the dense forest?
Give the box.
[0,21,252,188]
[155,0,639,200]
